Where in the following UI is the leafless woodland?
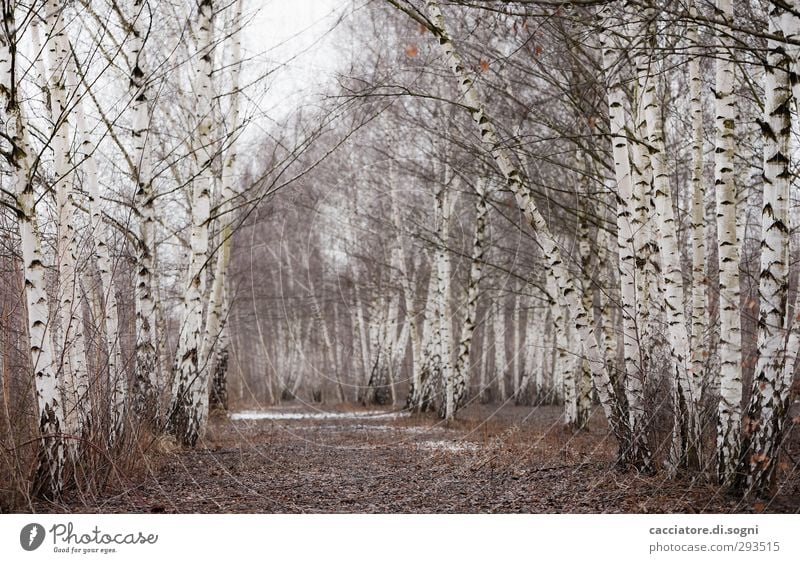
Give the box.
[1,0,799,512]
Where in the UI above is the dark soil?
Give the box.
[31,403,800,513]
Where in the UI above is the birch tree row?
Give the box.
[0,0,258,502]
[232,0,800,501]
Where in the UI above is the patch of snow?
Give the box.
[416,440,479,452]
[287,423,433,433]
[229,410,407,421]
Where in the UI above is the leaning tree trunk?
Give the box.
[713,0,743,486]
[170,0,215,447]
[1,5,65,498]
[739,1,793,498]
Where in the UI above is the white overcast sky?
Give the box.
[243,0,350,120]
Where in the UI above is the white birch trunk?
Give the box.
[518,297,537,405]
[2,8,65,496]
[596,227,617,386]
[129,0,158,419]
[447,177,488,417]
[479,319,490,403]
[43,1,90,446]
[552,269,575,424]
[170,0,214,446]
[713,0,743,484]
[417,269,440,411]
[492,297,507,402]
[635,16,701,468]
[534,306,549,401]
[392,197,423,409]
[599,13,651,467]
[435,179,454,417]
[688,0,708,406]
[355,284,371,403]
[205,0,243,412]
[576,206,594,429]
[740,2,793,497]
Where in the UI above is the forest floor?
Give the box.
[36,403,800,513]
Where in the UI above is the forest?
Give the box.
[0,0,799,513]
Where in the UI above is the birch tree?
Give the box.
[75,82,124,446]
[204,0,243,412]
[128,0,159,420]
[447,177,488,417]
[598,6,650,467]
[634,9,700,469]
[1,1,65,497]
[407,0,635,464]
[739,0,794,497]
[713,0,743,485]
[170,0,215,446]
[43,1,91,445]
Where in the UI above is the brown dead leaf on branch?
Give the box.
[405,44,418,58]
[479,59,489,72]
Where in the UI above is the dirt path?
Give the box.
[38,404,799,513]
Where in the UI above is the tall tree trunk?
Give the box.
[129,0,159,421]
[713,0,743,485]
[43,1,90,448]
[599,11,650,468]
[688,0,708,407]
[511,283,521,399]
[170,0,215,446]
[206,0,243,412]
[576,202,594,430]
[445,178,488,418]
[492,295,508,402]
[435,176,454,417]
[1,4,65,497]
[635,11,701,469]
[739,1,793,497]
[75,83,124,446]
[518,295,537,405]
[595,226,617,391]
[392,193,423,409]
